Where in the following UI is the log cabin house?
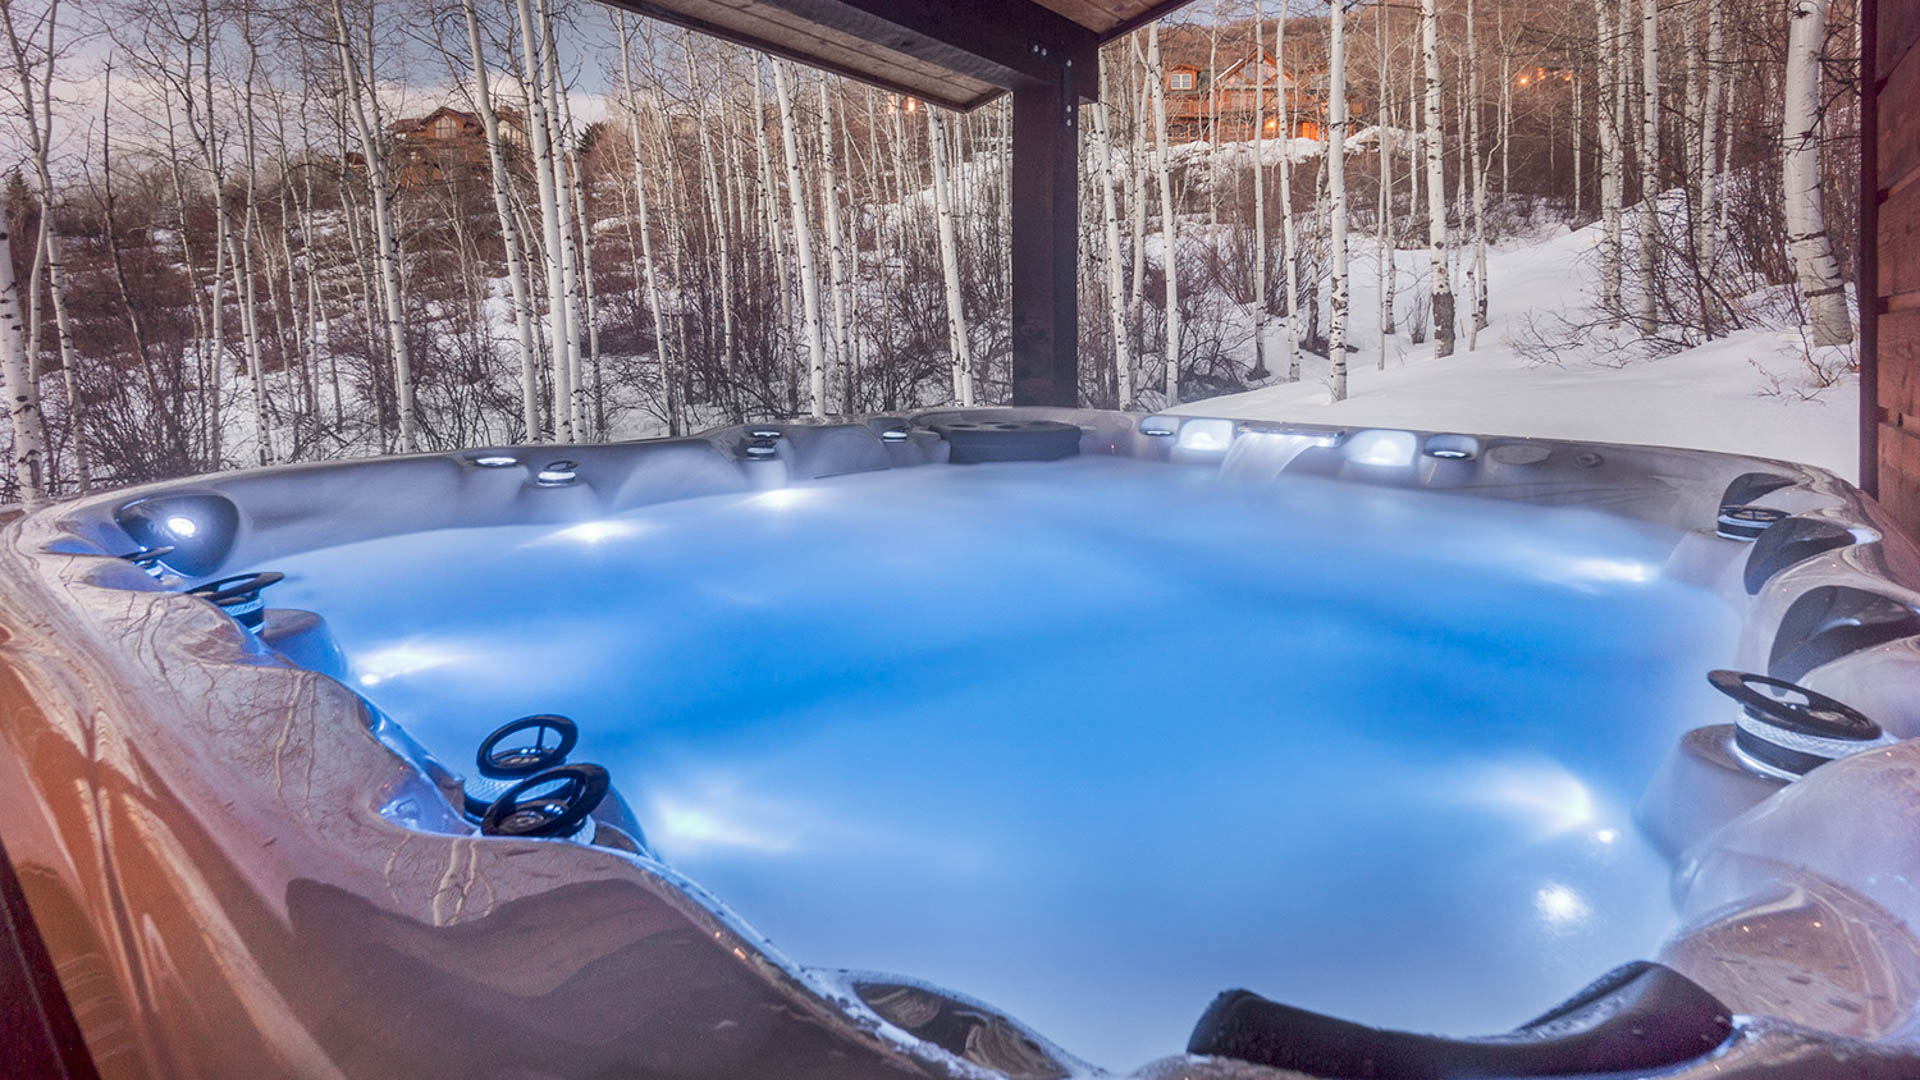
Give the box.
[1158,24,1359,145]
[387,106,528,189]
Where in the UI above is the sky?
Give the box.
[0,0,630,181]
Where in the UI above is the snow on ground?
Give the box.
[1174,218,1860,480]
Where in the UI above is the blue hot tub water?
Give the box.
[261,456,1738,1070]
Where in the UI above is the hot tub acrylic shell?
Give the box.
[3,408,1920,1079]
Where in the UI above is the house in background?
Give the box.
[387,105,528,189]
[1157,24,1360,145]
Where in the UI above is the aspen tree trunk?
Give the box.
[465,0,538,441]
[1252,0,1271,381]
[927,106,975,406]
[1637,0,1659,334]
[1130,45,1148,316]
[1094,97,1135,408]
[1278,13,1302,381]
[553,75,600,437]
[1468,0,1489,341]
[0,217,45,501]
[817,80,852,411]
[1207,5,1221,228]
[1697,0,1723,269]
[1149,24,1181,404]
[1596,0,1623,323]
[511,0,571,441]
[839,97,865,412]
[1376,0,1395,366]
[1422,0,1454,356]
[1572,71,1583,218]
[652,93,694,426]
[1683,11,1701,183]
[571,150,604,437]
[331,0,415,452]
[184,0,232,464]
[1783,0,1850,345]
[687,39,737,383]
[1406,39,1421,234]
[1498,18,1512,197]
[538,0,586,436]
[773,62,828,419]
[2,0,87,491]
[1327,0,1350,402]
[751,63,792,377]
[234,12,270,464]
[616,16,678,435]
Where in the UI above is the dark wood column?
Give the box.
[1872,0,1920,527]
[1009,67,1082,407]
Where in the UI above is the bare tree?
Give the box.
[1783,0,1849,344]
[1149,22,1181,402]
[773,60,826,418]
[1327,0,1350,401]
[0,215,46,500]
[1423,0,1455,356]
[2,0,88,490]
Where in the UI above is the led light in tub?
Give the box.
[1175,418,1236,452]
[536,460,578,486]
[1345,429,1418,468]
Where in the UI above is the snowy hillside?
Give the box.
[1173,218,1860,479]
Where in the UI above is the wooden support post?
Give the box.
[1010,66,1082,406]
[1861,0,1879,496]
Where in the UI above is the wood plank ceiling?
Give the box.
[604,0,1201,111]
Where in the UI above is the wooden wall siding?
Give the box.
[1877,0,1920,534]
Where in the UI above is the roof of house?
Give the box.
[389,105,525,137]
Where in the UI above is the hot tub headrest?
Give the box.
[1721,470,1796,510]
[115,493,241,577]
[1745,516,1857,596]
[1185,960,1732,1078]
[1769,586,1920,682]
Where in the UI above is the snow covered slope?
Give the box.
[1173,220,1859,480]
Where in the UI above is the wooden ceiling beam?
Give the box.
[609,0,1121,110]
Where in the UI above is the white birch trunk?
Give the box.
[1093,97,1135,408]
[774,61,828,419]
[511,0,571,441]
[1149,24,1181,404]
[1784,0,1851,345]
[3,0,87,490]
[1637,0,1659,334]
[464,0,538,441]
[1327,0,1349,402]
[687,41,737,382]
[1596,0,1623,322]
[1697,0,1723,270]
[927,106,975,406]
[1252,0,1271,380]
[539,0,586,436]
[331,0,415,452]
[1278,14,1301,381]
[0,217,45,500]
[1422,0,1454,356]
[616,17,677,435]
[818,80,852,412]
[1468,0,1489,342]
[1376,0,1395,366]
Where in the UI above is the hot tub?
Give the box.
[4,408,1920,1079]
